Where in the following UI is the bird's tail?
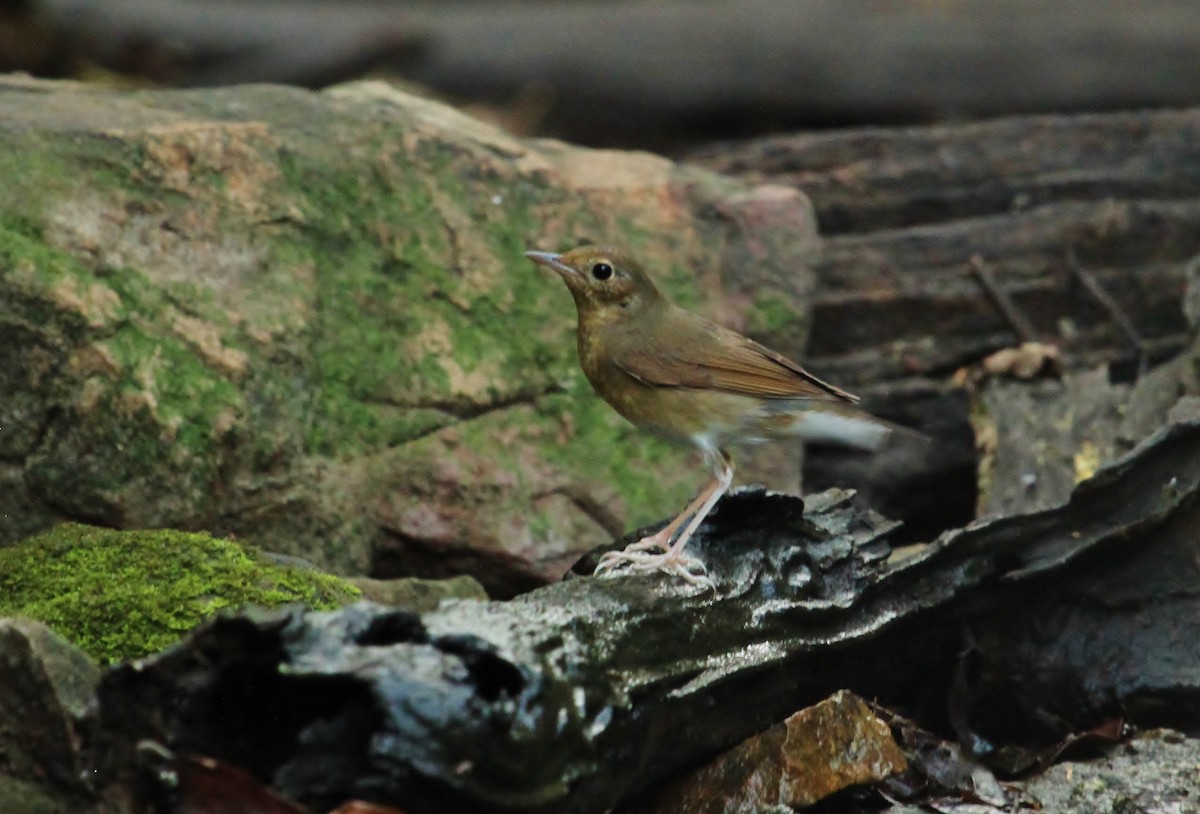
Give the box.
[784,404,927,452]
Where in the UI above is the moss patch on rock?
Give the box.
[0,523,359,663]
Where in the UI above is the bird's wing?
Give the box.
[613,319,859,403]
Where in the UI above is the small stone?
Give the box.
[633,690,906,813]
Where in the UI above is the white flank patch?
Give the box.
[791,411,891,450]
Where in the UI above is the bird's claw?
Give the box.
[593,547,715,591]
[617,528,671,554]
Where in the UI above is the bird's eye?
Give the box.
[591,262,613,281]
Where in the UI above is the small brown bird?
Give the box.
[527,246,899,588]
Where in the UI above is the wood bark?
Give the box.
[692,109,1200,386]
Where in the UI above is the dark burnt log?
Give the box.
[692,110,1200,234]
[697,111,1199,531]
[87,419,1200,814]
[810,201,1191,385]
[692,109,1199,387]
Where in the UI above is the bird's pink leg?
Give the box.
[594,449,733,588]
[604,485,713,556]
[663,453,733,560]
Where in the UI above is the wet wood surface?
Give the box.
[90,419,1200,813]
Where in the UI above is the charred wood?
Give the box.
[88,419,1200,813]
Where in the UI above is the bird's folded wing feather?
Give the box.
[614,330,859,403]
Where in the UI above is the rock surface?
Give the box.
[630,690,907,814]
[972,241,1200,517]
[887,729,1200,814]
[0,618,99,813]
[349,574,487,608]
[972,360,1189,517]
[0,75,820,596]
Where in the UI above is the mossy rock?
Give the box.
[0,77,820,596]
[0,523,360,663]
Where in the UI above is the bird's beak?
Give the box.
[525,250,579,280]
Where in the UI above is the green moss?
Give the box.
[0,138,74,224]
[747,291,802,336]
[0,222,105,356]
[0,228,248,512]
[0,523,360,663]
[274,150,430,453]
[274,137,570,455]
[0,131,153,231]
[0,217,77,285]
[103,318,245,451]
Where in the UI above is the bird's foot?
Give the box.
[593,546,714,590]
[617,526,673,555]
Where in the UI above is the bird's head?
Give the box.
[525,245,665,320]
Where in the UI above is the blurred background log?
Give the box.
[26,0,1200,150]
[693,109,1198,387]
[19,3,1199,392]
[692,108,1199,537]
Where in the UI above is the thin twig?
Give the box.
[1065,248,1147,377]
[969,254,1038,343]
